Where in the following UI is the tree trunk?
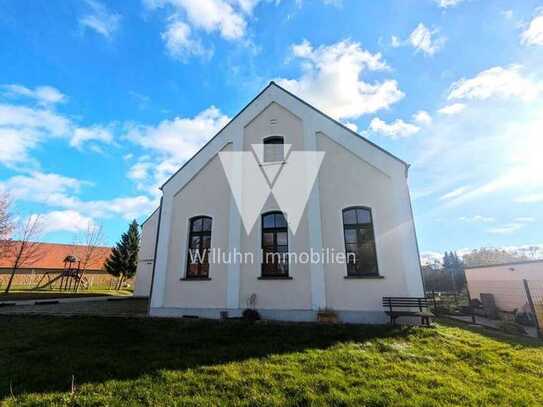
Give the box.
[116,275,124,291]
[4,267,17,293]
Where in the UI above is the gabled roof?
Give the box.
[0,242,111,270]
[141,207,159,226]
[160,81,408,190]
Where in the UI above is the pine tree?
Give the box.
[105,220,140,290]
[442,252,456,292]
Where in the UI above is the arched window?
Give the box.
[342,207,379,277]
[263,136,284,162]
[261,211,289,277]
[186,216,212,279]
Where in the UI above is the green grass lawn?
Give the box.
[0,289,133,301]
[1,316,542,406]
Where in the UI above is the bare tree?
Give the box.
[0,194,14,259]
[4,215,44,294]
[72,223,105,291]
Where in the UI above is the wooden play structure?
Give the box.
[35,255,89,291]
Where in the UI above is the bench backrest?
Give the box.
[382,297,431,309]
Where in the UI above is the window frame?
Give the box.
[185,215,212,280]
[261,211,290,278]
[342,206,380,277]
[263,136,285,163]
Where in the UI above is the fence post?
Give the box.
[523,279,542,339]
[432,290,437,310]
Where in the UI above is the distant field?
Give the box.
[1,316,542,406]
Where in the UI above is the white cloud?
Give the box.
[125,106,229,191]
[79,195,157,220]
[390,36,401,48]
[487,223,524,235]
[448,65,542,102]
[0,104,70,134]
[161,20,210,60]
[420,251,443,266]
[502,10,514,20]
[515,192,543,203]
[0,171,157,221]
[234,0,263,14]
[2,84,66,105]
[70,126,114,149]
[514,217,535,223]
[277,40,404,120]
[435,0,464,8]
[128,162,152,182]
[343,122,358,132]
[0,103,71,166]
[413,110,432,126]
[409,23,445,56]
[0,172,84,208]
[0,127,42,166]
[126,106,229,162]
[425,112,543,209]
[38,210,96,233]
[521,9,543,46]
[368,117,420,139]
[459,215,495,223]
[80,0,121,39]
[146,0,254,59]
[439,186,470,201]
[0,91,114,166]
[438,103,466,115]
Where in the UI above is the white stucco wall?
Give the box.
[149,82,424,321]
[162,149,232,309]
[239,103,312,311]
[134,209,159,297]
[318,134,424,312]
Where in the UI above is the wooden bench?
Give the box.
[382,297,433,326]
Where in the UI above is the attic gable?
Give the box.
[160,82,408,192]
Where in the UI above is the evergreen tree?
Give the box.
[442,251,465,292]
[105,220,140,290]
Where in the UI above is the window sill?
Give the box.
[181,277,212,281]
[258,276,293,280]
[259,160,286,167]
[344,275,384,279]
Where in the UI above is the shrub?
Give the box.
[242,308,261,321]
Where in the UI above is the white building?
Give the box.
[136,82,424,323]
[465,260,543,312]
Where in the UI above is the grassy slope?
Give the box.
[1,316,542,406]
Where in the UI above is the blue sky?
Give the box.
[0,0,542,258]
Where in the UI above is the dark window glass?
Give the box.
[356,209,371,224]
[263,137,284,162]
[186,216,212,279]
[261,211,289,276]
[342,207,379,276]
[343,209,357,225]
[202,217,212,231]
